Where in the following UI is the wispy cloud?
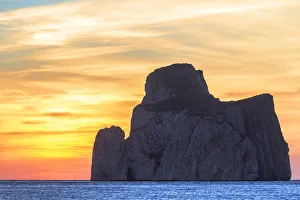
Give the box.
[22,121,45,125]
[222,89,300,99]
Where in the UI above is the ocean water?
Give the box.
[0,181,299,200]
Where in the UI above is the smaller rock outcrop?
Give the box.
[91,126,127,181]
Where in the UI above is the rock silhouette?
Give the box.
[91,63,291,181]
[91,126,127,180]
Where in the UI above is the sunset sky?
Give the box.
[0,0,299,180]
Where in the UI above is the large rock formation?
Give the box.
[91,63,291,181]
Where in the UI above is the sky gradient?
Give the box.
[0,0,299,180]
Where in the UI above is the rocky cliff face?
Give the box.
[91,63,291,181]
[91,126,127,181]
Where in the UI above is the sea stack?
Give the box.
[91,126,127,181]
[91,63,291,181]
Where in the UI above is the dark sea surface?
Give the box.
[0,181,299,200]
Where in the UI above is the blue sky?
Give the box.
[0,0,69,12]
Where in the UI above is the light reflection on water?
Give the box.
[0,181,299,200]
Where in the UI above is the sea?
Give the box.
[0,181,299,199]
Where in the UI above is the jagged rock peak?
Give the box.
[142,63,210,104]
[95,126,125,139]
